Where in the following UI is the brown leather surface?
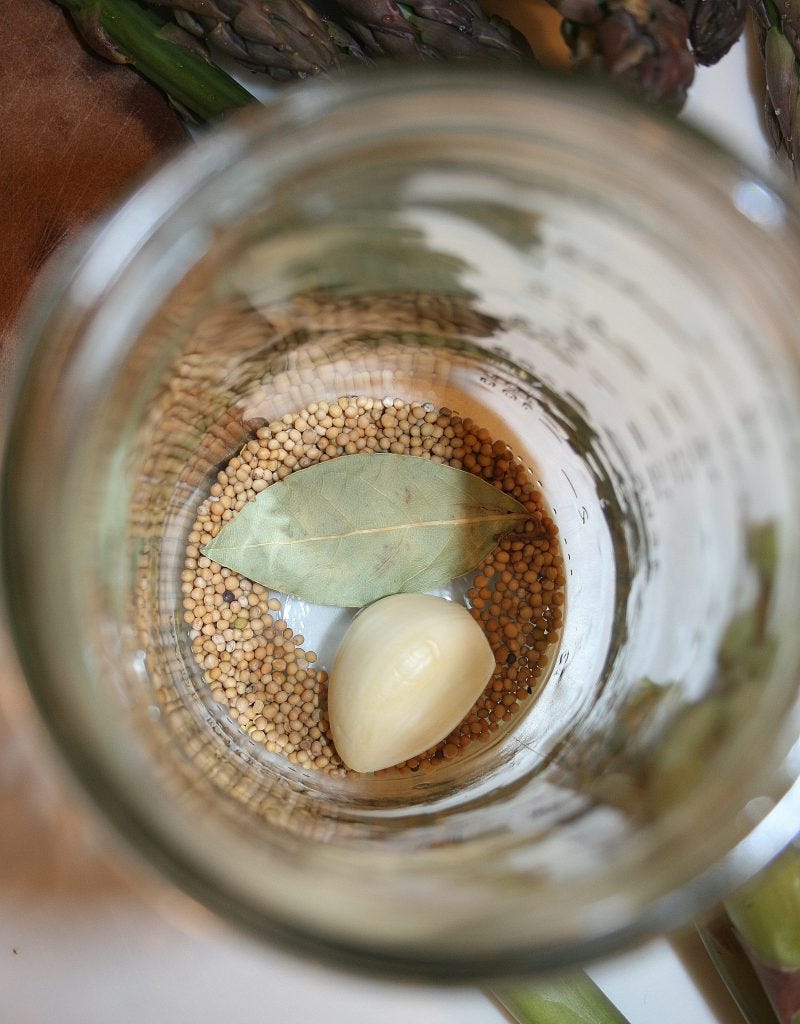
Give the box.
[0,0,185,898]
[0,0,186,378]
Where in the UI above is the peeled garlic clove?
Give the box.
[328,593,495,773]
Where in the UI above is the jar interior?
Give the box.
[7,82,800,974]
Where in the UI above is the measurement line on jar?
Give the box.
[560,468,578,498]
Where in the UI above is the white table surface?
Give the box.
[0,36,786,1024]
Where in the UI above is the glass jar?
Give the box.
[3,66,800,979]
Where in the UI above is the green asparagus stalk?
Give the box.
[697,911,780,1023]
[749,0,800,167]
[725,844,800,1024]
[489,973,631,1024]
[55,0,255,120]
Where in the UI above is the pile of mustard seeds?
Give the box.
[182,396,564,777]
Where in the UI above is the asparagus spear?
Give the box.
[697,911,780,1024]
[489,972,632,1024]
[138,0,361,78]
[677,0,746,65]
[326,0,532,60]
[543,0,696,105]
[55,0,255,120]
[725,844,800,1024]
[542,0,745,106]
[749,0,800,167]
[145,0,530,67]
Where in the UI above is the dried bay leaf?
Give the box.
[202,453,529,607]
